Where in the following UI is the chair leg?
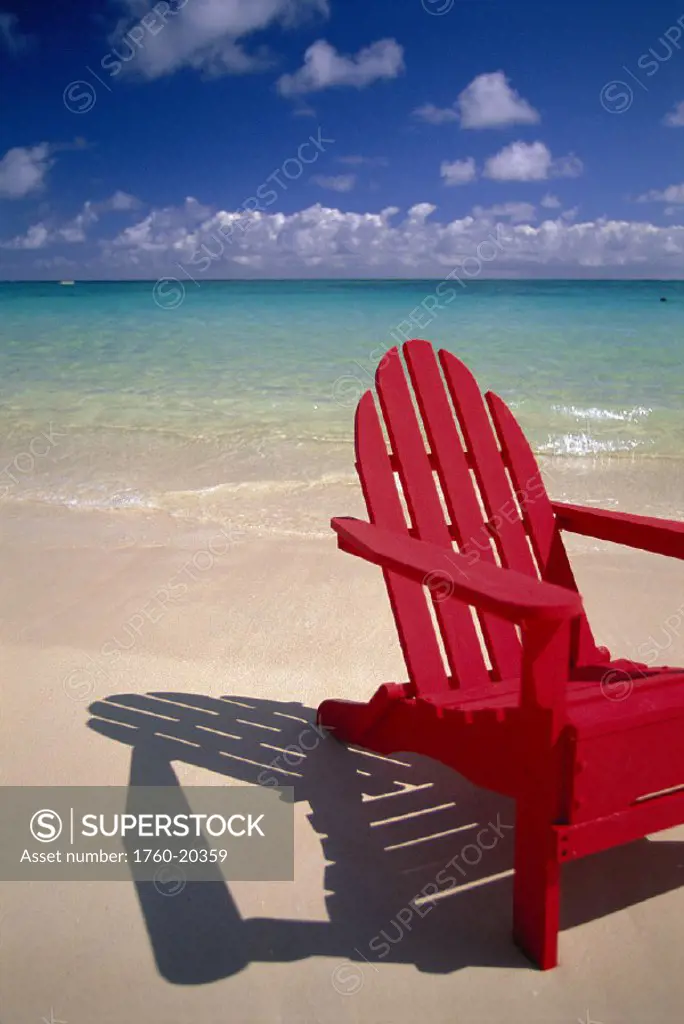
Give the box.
[317,697,376,745]
[317,684,410,748]
[512,801,561,970]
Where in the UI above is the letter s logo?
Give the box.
[30,809,63,843]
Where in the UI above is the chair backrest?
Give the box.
[354,340,600,697]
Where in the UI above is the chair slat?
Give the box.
[486,390,602,667]
[439,350,539,578]
[354,390,450,694]
[404,340,521,682]
[375,349,489,690]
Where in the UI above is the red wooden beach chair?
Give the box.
[318,340,684,970]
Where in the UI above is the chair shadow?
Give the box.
[87,691,684,984]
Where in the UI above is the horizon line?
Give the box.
[1,277,683,284]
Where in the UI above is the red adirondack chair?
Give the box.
[317,340,684,970]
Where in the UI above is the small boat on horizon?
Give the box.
[59,280,75,286]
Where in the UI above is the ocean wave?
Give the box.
[539,433,643,456]
[552,404,652,423]
[0,471,358,513]
[31,489,156,512]
[157,471,357,500]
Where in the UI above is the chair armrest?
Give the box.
[332,517,582,623]
[551,502,684,559]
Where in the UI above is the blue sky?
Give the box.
[0,0,682,278]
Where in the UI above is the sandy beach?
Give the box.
[2,0,684,1014]
[1,455,683,1024]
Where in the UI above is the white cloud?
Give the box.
[541,193,561,209]
[0,12,34,55]
[637,183,684,204]
[663,101,684,127]
[484,141,549,181]
[472,202,536,223]
[552,153,583,178]
[58,193,142,243]
[59,203,98,243]
[0,190,142,249]
[440,158,477,186]
[413,103,459,125]
[0,143,53,199]
[277,38,404,95]
[1,223,50,250]
[406,203,436,222]
[291,103,317,118]
[413,72,539,130]
[5,193,681,276]
[483,141,583,182]
[109,196,212,252]
[104,190,140,212]
[110,0,329,79]
[312,174,356,192]
[93,199,683,277]
[337,155,388,167]
[458,72,540,129]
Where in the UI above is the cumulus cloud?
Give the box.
[637,183,684,204]
[440,158,477,186]
[541,193,561,209]
[415,72,540,130]
[663,101,684,127]
[0,143,53,199]
[109,196,212,252]
[1,223,50,250]
[459,72,540,128]
[0,12,34,55]
[57,192,141,243]
[484,141,583,182]
[311,174,356,192]
[277,38,404,95]
[0,191,142,249]
[59,203,98,244]
[110,0,329,79]
[5,190,681,276]
[337,155,388,167]
[104,190,140,211]
[87,198,684,278]
[413,103,459,125]
[471,202,536,223]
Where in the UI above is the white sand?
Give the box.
[1,478,684,1023]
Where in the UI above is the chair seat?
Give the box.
[421,662,684,735]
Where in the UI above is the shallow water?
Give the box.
[1,279,682,527]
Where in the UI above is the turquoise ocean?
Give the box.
[1,280,682,532]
